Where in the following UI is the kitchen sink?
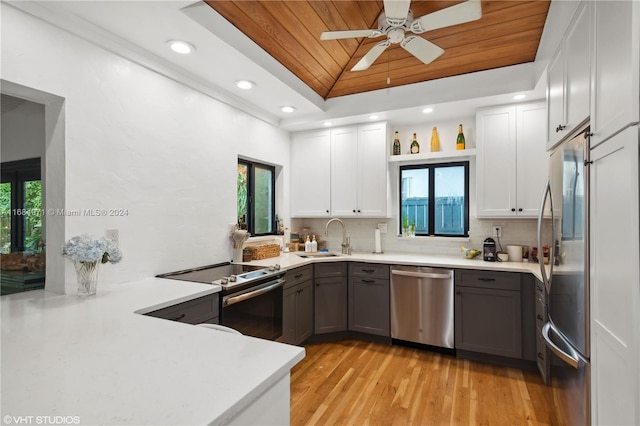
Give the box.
[296,252,341,258]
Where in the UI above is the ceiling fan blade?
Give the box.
[320,29,383,40]
[383,0,411,25]
[410,0,482,34]
[351,40,391,71]
[401,36,445,64]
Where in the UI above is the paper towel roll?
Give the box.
[507,244,523,262]
[374,228,382,253]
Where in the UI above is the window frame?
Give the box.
[398,161,470,237]
[1,158,42,252]
[237,159,276,236]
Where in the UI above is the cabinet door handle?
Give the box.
[518,208,523,212]
[361,268,375,273]
[357,210,361,213]
[294,273,303,279]
[511,208,516,212]
[353,209,356,213]
[326,209,330,213]
[171,313,186,322]
[538,352,545,360]
[455,290,461,295]
[361,279,375,284]
[477,277,496,282]
[537,314,544,321]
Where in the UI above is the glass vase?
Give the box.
[75,260,101,296]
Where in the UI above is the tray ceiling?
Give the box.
[205,0,551,100]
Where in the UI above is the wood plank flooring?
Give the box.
[291,339,554,425]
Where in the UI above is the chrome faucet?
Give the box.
[325,218,351,255]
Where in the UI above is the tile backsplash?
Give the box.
[291,217,546,258]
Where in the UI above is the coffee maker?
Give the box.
[483,237,496,261]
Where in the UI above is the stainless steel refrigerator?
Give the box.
[537,126,590,425]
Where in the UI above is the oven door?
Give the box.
[221,278,284,341]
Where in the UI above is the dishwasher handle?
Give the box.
[391,269,451,280]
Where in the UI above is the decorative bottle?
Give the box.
[410,133,420,154]
[430,127,440,152]
[392,131,401,155]
[456,124,466,150]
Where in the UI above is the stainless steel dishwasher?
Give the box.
[390,265,454,349]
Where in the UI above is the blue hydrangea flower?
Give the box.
[62,234,123,264]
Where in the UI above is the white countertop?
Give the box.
[243,251,547,281]
[1,277,305,425]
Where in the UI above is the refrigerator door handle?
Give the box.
[542,321,587,369]
[537,179,554,293]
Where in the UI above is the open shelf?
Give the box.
[388,148,476,164]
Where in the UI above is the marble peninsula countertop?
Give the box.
[1,277,305,425]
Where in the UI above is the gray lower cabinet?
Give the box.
[348,263,390,336]
[314,263,347,334]
[283,265,314,345]
[454,270,522,359]
[144,293,219,325]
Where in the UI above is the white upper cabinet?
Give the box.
[330,126,358,217]
[547,1,591,150]
[291,123,388,218]
[590,1,640,148]
[290,130,331,218]
[356,123,388,217]
[331,122,388,217]
[476,102,547,218]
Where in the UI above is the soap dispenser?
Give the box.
[310,235,318,252]
[304,235,312,252]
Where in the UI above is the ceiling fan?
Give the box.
[320,0,482,71]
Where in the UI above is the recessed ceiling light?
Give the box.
[167,40,195,55]
[422,107,434,114]
[281,106,295,113]
[235,80,255,90]
[513,94,526,100]
[323,121,332,127]
[369,115,379,120]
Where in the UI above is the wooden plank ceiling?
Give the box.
[205,1,550,100]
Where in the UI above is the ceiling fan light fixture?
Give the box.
[235,80,255,90]
[167,40,195,55]
[281,106,296,113]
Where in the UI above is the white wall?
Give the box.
[0,99,45,163]
[1,5,290,293]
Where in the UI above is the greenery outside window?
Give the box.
[399,161,469,237]
[1,158,43,253]
[238,159,276,236]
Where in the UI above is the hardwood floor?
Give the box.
[291,339,554,425]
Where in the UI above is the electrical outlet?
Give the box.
[378,223,388,234]
[106,229,119,245]
[492,225,502,238]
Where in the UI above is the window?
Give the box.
[237,159,276,235]
[399,162,469,237]
[1,158,43,253]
